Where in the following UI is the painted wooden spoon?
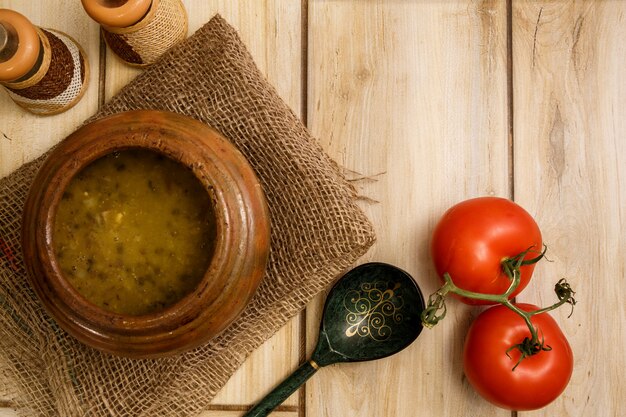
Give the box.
[244,262,425,417]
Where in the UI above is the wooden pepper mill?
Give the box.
[0,9,89,115]
[81,0,187,66]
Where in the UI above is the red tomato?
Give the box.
[463,303,573,410]
[431,197,542,304]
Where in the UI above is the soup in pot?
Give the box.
[53,149,217,316]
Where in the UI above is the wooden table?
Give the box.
[1,1,624,416]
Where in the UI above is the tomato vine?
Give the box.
[421,246,576,369]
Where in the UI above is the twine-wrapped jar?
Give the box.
[82,0,188,66]
[0,9,89,116]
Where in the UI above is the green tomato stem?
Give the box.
[527,278,577,317]
[420,247,576,368]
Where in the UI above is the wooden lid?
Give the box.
[0,9,40,82]
[81,0,152,28]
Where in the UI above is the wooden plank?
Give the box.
[198,411,297,417]
[307,1,510,416]
[512,1,625,416]
[175,0,304,407]
[214,315,301,406]
[0,0,100,410]
[108,0,306,407]
[104,0,305,407]
[105,0,304,109]
[0,1,101,177]
[0,406,301,417]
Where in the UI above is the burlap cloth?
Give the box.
[0,15,375,417]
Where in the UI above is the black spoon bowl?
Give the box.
[244,262,426,417]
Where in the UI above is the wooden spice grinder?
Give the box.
[81,0,188,66]
[0,8,89,115]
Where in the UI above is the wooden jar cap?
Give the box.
[0,9,40,82]
[81,0,152,28]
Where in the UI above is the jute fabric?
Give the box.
[0,15,375,416]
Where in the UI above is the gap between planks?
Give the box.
[507,2,516,417]
[506,0,515,203]
[98,31,107,109]
[205,404,298,412]
[298,2,309,417]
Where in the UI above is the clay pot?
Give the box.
[22,110,270,358]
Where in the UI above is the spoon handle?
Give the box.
[243,360,319,417]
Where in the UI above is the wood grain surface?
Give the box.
[512,2,625,416]
[0,0,624,416]
[306,1,510,416]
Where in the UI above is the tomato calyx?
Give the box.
[500,245,547,282]
[421,248,577,369]
[506,334,552,371]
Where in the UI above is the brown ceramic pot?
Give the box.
[22,110,270,358]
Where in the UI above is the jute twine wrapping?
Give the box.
[102,0,187,66]
[1,29,89,116]
[0,15,375,417]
